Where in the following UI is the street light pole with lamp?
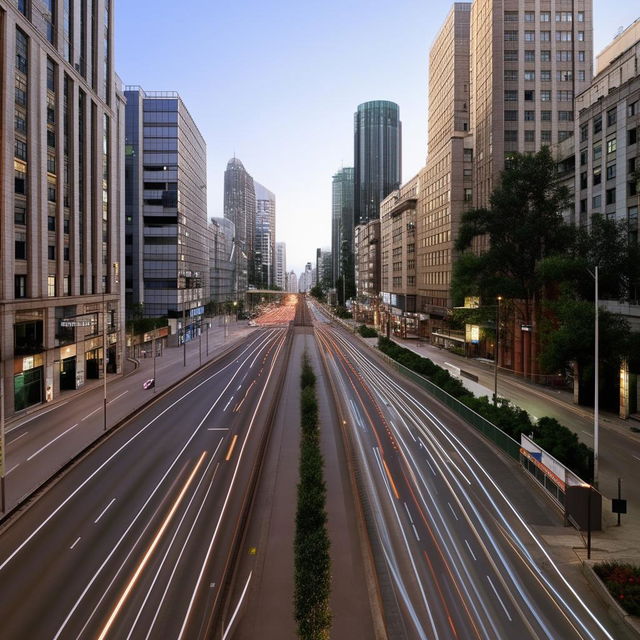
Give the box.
[494,295,503,406]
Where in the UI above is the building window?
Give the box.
[628,102,637,117]
[541,70,551,82]
[524,110,535,121]
[577,11,585,22]
[556,50,573,62]
[580,172,588,189]
[607,138,617,154]
[606,164,616,180]
[464,188,472,202]
[15,202,26,225]
[48,183,57,202]
[48,276,56,297]
[47,58,56,92]
[578,31,584,42]
[504,50,518,61]
[580,199,587,213]
[578,51,586,62]
[505,130,518,142]
[15,110,27,133]
[15,234,26,260]
[629,128,638,146]
[63,246,70,261]
[505,31,518,41]
[48,215,56,231]
[557,91,573,102]
[16,0,27,15]
[504,90,517,102]
[578,70,586,82]
[541,50,551,62]
[504,70,518,82]
[558,111,573,122]
[606,188,616,205]
[524,50,535,62]
[15,76,27,106]
[557,70,573,82]
[593,115,602,134]
[580,123,588,141]
[524,90,535,101]
[556,31,572,41]
[558,131,572,142]
[15,139,27,160]
[16,28,28,74]
[15,275,27,298]
[541,110,552,121]
[524,130,535,142]
[607,108,617,127]
[580,150,587,166]
[556,11,573,22]
[592,195,601,209]
[593,145,602,161]
[524,31,535,42]
[47,130,56,148]
[15,169,27,195]
[593,167,601,185]
[47,154,56,173]
[541,130,552,143]
[63,276,70,295]
[540,31,550,42]
[524,11,534,22]
[48,245,56,260]
[524,70,535,81]
[504,11,518,21]
[630,180,638,197]
[504,110,518,121]
[541,90,551,102]
[540,11,550,22]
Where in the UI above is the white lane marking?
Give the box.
[222,572,253,640]
[465,539,477,562]
[7,431,28,445]
[7,401,68,432]
[109,391,129,403]
[70,537,81,550]
[207,428,229,431]
[82,407,101,421]
[94,498,116,524]
[26,423,79,461]
[223,396,234,412]
[411,524,420,542]
[633,455,640,463]
[581,431,593,438]
[7,464,20,475]
[447,502,459,521]
[424,457,436,476]
[486,575,512,622]
[403,501,413,523]
[237,384,242,391]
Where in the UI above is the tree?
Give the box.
[309,283,326,302]
[452,148,574,322]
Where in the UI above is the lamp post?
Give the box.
[152,333,157,394]
[0,358,5,513]
[103,293,108,431]
[233,300,238,322]
[594,265,599,488]
[182,305,187,367]
[493,295,503,406]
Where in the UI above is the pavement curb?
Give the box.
[581,560,640,638]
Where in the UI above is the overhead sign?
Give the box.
[60,319,95,328]
[521,324,533,332]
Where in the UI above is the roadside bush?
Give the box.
[295,354,331,639]
[594,562,640,616]
[357,324,378,338]
[378,335,594,479]
[334,306,352,319]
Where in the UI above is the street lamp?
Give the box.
[591,265,600,487]
[493,296,503,406]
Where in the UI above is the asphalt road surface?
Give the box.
[0,328,287,640]
[311,300,624,640]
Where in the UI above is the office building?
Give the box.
[254,181,276,288]
[124,86,208,344]
[275,242,286,290]
[354,220,381,324]
[224,157,255,294]
[331,167,355,300]
[354,100,402,226]
[287,270,298,294]
[209,217,236,306]
[1,0,125,416]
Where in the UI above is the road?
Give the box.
[0,328,288,640]
[311,301,626,640]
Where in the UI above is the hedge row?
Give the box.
[357,324,378,338]
[294,354,331,639]
[377,336,593,480]
[594,562,640,616]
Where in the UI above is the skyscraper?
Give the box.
[1,0,125,416]
[254,182,276,288]
[353,101,402,225]
[224,157,255,295]
[275,242,287,290]
[209,217,236,306]
[331,167,355,300]
[125,87,208,344]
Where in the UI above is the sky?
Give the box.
[116,1,640,275]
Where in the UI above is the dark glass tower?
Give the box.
[354,101,402,225]
[331,167,355,301]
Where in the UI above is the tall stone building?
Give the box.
[275,242,286,290]
[1,0,125,416]
[223,157,255,295]
[124,87,208,344]
[254,181,276,288]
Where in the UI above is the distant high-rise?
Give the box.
[224,158,255,294]
[125,87,208,343]
[275,242,287,290]
[209,217,236,305]
[254,182,276,288]
[354,101,402,225]
[287,270,298,294]
[331,167,355,299]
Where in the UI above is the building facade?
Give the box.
[1,0,125,416]
[254,181,276,288]
[275,242,286,290]
[223,157,255,295]
[124,87,208,345]
[209,216,236,306]
[354,220,381,324]
[287,270,297,294]
[331,167,355,301]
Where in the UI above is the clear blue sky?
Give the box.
[116,1,639,274]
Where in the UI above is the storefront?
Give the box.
[14,354,44,411]
[59,345,77,390]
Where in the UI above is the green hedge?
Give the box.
[294,354,331,639]
[594,562,640,616]
[377,336,593,480]
[357,324,378,338]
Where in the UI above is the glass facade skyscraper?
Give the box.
[354,101,402,225]
[331,167,355,300]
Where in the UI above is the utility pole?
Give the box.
[0,358,5,513]
[494,296,502,405]
[594,265,599,488]
[103,293,108,431]
[182,305,187,367]
[152,333,157,394]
